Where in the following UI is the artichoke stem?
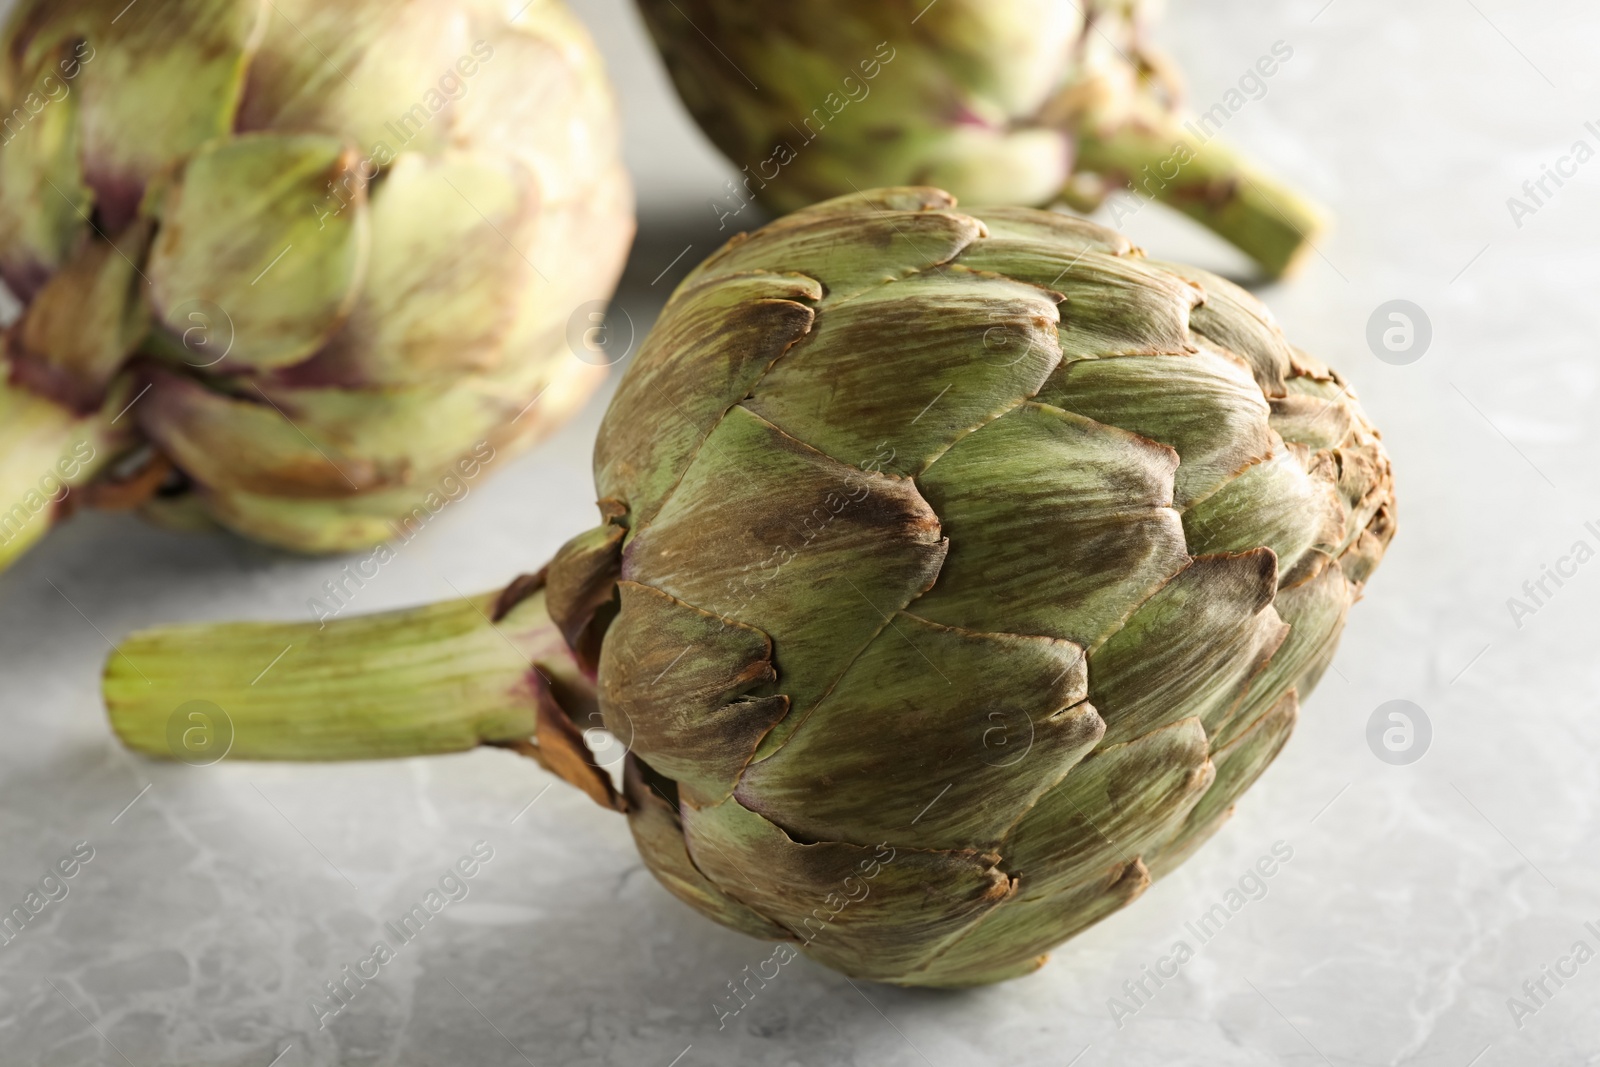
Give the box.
[1076,114,1331,279]
[104,582,595,765]
[0,374,124,573]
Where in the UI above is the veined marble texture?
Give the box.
[3,0,1600,1064]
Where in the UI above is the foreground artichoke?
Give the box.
[106,189,1394,986]
[636,0,1327,278]
[0,0,632,572]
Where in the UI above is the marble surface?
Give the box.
[4,0,1600,1064]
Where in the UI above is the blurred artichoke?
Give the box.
[0,0,633,572]
[635,0,1327,278]
[106,189,1394,986]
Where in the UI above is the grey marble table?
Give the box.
[3,0,1599,1064]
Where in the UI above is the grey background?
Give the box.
[3,0,1599,1064]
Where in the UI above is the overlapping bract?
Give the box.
[0,0,632,554]
[557,188,1393,985]
[635,0,1326,277]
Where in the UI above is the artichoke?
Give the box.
[0,0,633,572]
[636,0,1327,278]
[106,189,1394,987]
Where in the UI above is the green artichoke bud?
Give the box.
[105,189,1394,987]
[635,0,1328,279]
[0,0,633,572]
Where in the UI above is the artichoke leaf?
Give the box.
[745,271,1064,477]
[958,247,1200,361]
[600,581,788,800]
[1041,349,1274,508]
[1181,445,1347,580]
[15,0,268,230]
[1340,512,1394,590]
[1211,558,1348,752]
[0,41,90,299]
[1156,261,1293,396]
[244,360,588,501]
[915,399,1187,648]
[596,271,820,528]
[907,859,1151,988]
[737,611,1102,852]
[7,223,152,411]
[623,404,948,744]
[546,519,626,658]
[1269,389,1358,452]
[966,204,1135,257]
[622,756,794,942]
[512,162,635,349]
[147,133,370,372]
[1145,691,1299,881]
[685,196,982,303]
[770,187,962,227]
[293,153,539,387]
[1004,717,1214,899]
[235,0,470,157]
[682,794,1014,983]
[1088,549,1289,746]
[451,6,623,199]
[185,458,540,554]
[137,366,386,499]
[1335,439,1394,546]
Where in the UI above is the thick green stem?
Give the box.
[105,584,594,763]
[0,374,125,572]
[1075,112,1331,280]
